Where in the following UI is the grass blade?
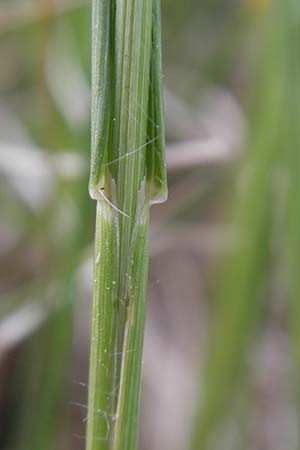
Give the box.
[191,4,290,448]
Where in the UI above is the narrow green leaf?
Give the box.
[146,0,167,204]
[89,0,112,197]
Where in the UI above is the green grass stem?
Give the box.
[86,1,167,449]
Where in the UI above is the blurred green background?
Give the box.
[1,0,299,449]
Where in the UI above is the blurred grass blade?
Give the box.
[191,4,291,448]
[278,0,300,406]
[86,1,167,450]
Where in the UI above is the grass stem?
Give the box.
[86,1,167,449]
